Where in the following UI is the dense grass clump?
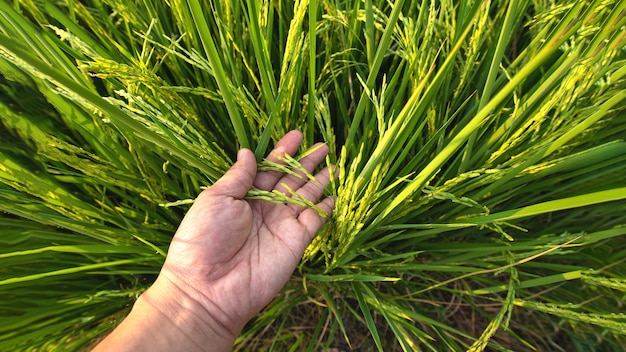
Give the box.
[1,0,625,350]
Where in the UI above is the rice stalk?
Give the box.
[1,0,625,350]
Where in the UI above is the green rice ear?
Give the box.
[1,0,626,350]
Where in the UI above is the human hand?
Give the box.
[140,131,334,348]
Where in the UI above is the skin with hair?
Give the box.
[93,131,335,351]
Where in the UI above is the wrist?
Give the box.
[94,274,239,352]
[137,275,240,351]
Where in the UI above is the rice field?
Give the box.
[1,0,625,350]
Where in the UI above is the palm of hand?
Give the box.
[159,131,334,335]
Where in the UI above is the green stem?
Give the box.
[187,0,251,150]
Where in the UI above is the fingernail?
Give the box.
[237,149,245,161]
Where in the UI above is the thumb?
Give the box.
[208,149,257,199]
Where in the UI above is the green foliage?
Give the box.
[1,0,625,350]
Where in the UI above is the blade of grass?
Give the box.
[0,34,223,180]
[352,282,384,351]
[187,0,251,150]
[463,187,626,225]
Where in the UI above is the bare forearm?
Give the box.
[92,277,237,352]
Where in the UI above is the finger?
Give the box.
[315,196,336,220]
[298,196,335,242]
[254,130,303,191]
[273,143,329,195]
[282,166,334,213]
[204,148,257,199]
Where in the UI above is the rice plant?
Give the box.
[1,0,625,350]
